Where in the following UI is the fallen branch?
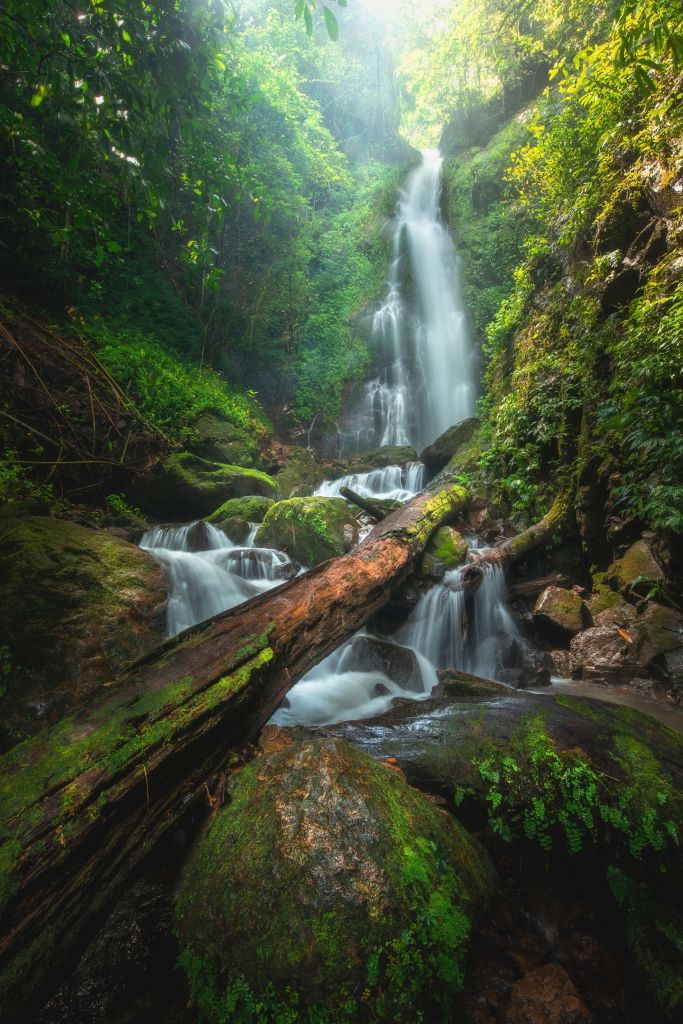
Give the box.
[340,485,389,521]
[0,480,469,1017]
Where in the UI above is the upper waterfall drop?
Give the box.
[346,148,476,454]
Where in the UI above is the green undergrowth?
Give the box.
[469,714,681,860]
[84,322,271,449]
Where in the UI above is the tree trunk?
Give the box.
[0,481,468,1017]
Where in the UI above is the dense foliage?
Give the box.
[0,0,406,442]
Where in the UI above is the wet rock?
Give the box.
[212,515,251,543]
[132,452,279,518]
[346,635,423,692]
[174,735,494,1023]
[0,516,166,748]
[534,586,586,637]
[255,496,358,566]
[419,417,479,473]
[505,963,592,1024]
[605,538,665,595]
[273,446,325,499]
[639,602,683,656]
[347,444,418,473]
[206,495,275,524]
[420,526,468,581]
[437,669,511,699]
[549,650,575,679]
[569,626,641,685]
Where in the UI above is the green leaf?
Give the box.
[30,84,47,107]
[303,6,313,35]
[323,6,339,41]
[295,0,305,18]
[121,28,132,43]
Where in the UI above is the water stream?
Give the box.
[140,521,292,637]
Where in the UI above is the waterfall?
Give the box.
[275,557,520,728]
[315,462,426,501]
[397,558,520,681]
[344,149,475,453]
[141,522,292,637]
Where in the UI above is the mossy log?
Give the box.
[0,480,469,1018]
[499,490,572,562]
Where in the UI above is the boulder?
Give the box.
[174,735,494,1023]
[347,444,418,473]
[606,539,665,595]
[420,526,468,581]
[506,963,592,1024]
[255,496,358,567]
[0,516,166,747]
[549,650,575,679]
[345,635,423,692]
[273,446,325,499]
[132,452,279,519]
[189,412,266,470]
[206,495,274,524]
[569,626,655,685]
[419,417,479,473]
[533,586,586,637]
[211,516,251,544]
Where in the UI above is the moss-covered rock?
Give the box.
[606,539,665,595]
[189,413,273,471]
[174,734,494,1023]
[255,496,357,566]
[273,447,325,499]
[206,495,274,525]
[419,418,479,473]
[533,586,585,636]
[0,516,166,747]
[132,452,279,519]
[420,526,468,580]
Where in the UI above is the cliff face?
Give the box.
[440,67,683,575]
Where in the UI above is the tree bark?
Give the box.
[0,481,468,1017]
[468,491,573,568]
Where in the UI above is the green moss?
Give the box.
[427,526,468,567]
[255,497,355,566]
[175,736,493,1023]
[207,496,275,524]
[0,631,274,919]
[135,452,279,518]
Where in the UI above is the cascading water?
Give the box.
[315,462,425,501]
[141,522,292,637]
[344,149,476,453]
[274,555,520,728]
[397,557,520,681]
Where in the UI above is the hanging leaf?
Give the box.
[304,6,313,36]
[30,85,47,107]
[323,6,339,41]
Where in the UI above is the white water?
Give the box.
[343,149,476,453]
[141,522,292,637]
[273,556,520,728]
[315,462,426,502]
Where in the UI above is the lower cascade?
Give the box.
[140,521,292,636]
[273,552,523,728]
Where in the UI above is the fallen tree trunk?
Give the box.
[0,480,468,1017]
[340,485,389,521]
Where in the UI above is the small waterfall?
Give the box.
[398,558,520,681]
[275,554,520,727]
[315,462,425,501]
[343,149,476,453]
[141,522,292,637]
